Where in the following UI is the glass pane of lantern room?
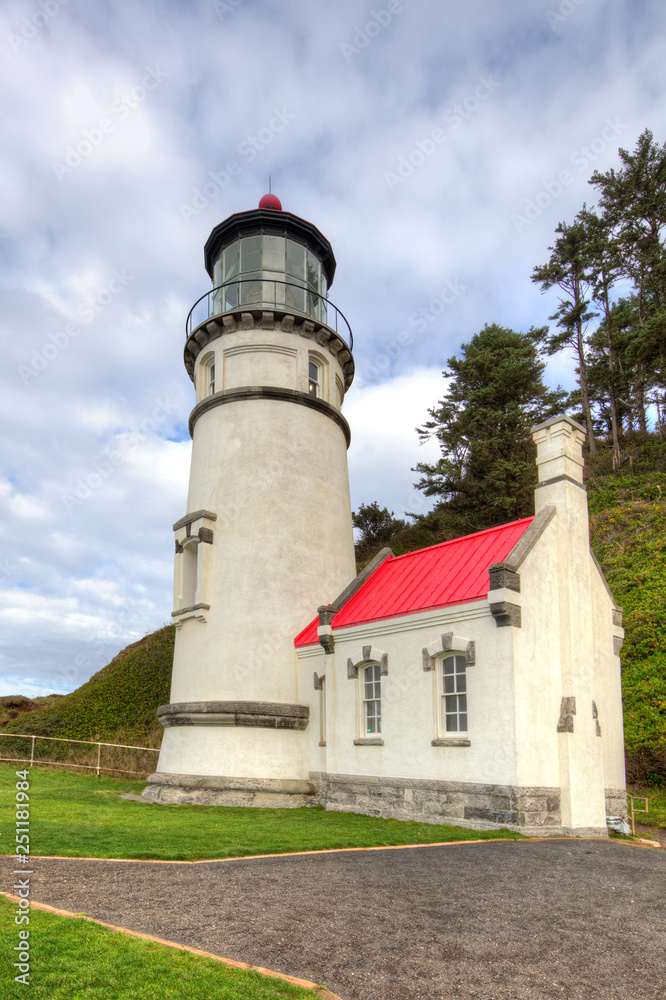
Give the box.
[240,235,261,275]
[262,235,285,272]
[262,235,286,306]
[239,235,261,307]
[285,240,306,312]
[306,251,321,321]
[286,240,305,283]
[222,242,239,311]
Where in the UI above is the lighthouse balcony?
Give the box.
[184,278,354,389]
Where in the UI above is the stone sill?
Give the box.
[354,738,384,746]
[431,738,471,747]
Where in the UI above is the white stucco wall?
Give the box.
[161,323,357,782]
[297,603,520,787]
[590,561,626,792]
[511,515,562,789]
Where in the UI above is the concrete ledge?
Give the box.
[142,771,317,807]
[188,386,351,446]
[157,701,309,731]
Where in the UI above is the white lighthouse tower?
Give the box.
[144,194,357,806]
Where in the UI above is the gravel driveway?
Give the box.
[5,839,665,1000]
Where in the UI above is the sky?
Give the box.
[1,0,665,697]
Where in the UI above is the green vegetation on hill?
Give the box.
[3,626,174,748]
[587,467,666,782]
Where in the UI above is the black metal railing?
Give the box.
[186,279,353,351]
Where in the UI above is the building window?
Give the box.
[442,655,467,734]
[199,353,216,400]
[363,663,381,735]
[308,360,320,397]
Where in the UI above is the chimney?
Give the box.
[530,414,607,834]
[532,414,586,488]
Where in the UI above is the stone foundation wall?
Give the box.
[605,787,628,821]
[312,772,562,833]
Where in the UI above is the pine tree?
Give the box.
[413,324,566,533]
[531,217,598,455]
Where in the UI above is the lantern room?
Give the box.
[200,194,337,327]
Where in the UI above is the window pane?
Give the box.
[286,239,305,282]
[459,714,467,732]
[456,674,466,693]
[223,242,239,281]
[240,235,261,274]
[444,660,454,675]
[458,694,467,712]
[444,675,455,694]
[309,361,318,382]
[446,715,458,732]
[262,235,285,272]
[306,250,320,290]
[455,656,466,673]
[445,695,457,712]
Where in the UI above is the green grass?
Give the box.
[0,765,520,862]
[0,897,319,999]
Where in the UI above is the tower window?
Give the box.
[363,663,382,735]
[442,655,467,734]
[208,362,215,395]
[308,360,320,397]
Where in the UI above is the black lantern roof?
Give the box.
[203,208,337,286]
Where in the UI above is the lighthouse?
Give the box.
[143,195,357,806]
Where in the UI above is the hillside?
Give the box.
[2,626,174,749]
[3,445,664,781]
[587,470,666,782]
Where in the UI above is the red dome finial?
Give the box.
[259,193,282,211]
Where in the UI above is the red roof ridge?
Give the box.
[387,515,534,562]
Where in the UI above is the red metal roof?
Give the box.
[294,516,533,647]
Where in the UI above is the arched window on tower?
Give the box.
[308,360,320,397]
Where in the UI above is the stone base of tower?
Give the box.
[141,772,317,808]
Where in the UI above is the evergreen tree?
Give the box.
[531,217,598,454]
[352,502,406,556]
[589,129,666,425]
[413,324,566,534]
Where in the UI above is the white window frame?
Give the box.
[198,352,217,401]
[362,663,382,736]
[439,654,468,737]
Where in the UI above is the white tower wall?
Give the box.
[144,203,358,806]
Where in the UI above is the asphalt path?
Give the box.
[6,839,665,1000]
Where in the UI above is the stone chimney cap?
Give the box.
[531,413,586,486]
[531,413,586,436]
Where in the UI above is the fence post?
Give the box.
[30,736,35,766]
[96,742,101,778]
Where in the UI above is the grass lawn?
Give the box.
[0,764,520,861]
[0,897,321,999]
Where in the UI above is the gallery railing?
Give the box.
[186,279,353,351]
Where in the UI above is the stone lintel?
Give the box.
[431,739,471,747]
[171,602,210,617]
[490,601,522,628]
[173,509,217,531]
